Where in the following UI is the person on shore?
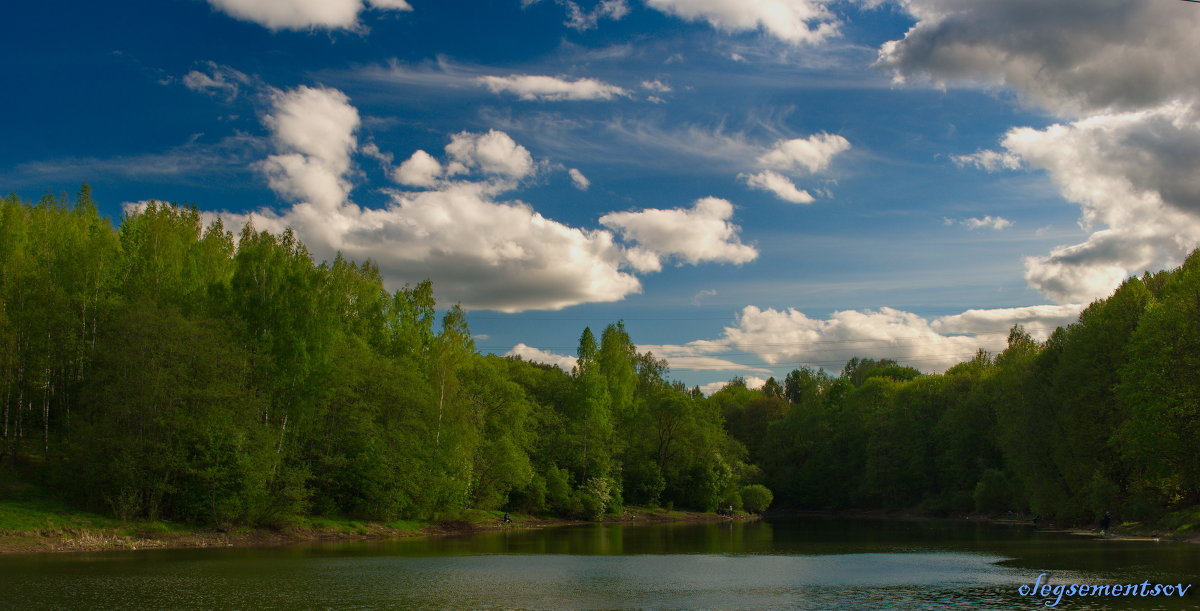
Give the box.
[503,512,512,524]
[1099,511,1111,536]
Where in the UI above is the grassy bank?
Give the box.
[0,498,756,555]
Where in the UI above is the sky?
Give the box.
[5,0,1200,393]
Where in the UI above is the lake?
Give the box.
[1,517,1196,610]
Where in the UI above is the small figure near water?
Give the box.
[1099,511,1111,537]
[502,512,512,524]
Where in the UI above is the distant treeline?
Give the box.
[0,188,1195,526]
[713,254,1200,524]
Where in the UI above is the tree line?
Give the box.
[712,253,1200,524]
[1,188,1195,527]
[0,189,755,525]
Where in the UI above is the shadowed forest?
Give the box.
[1,188,1197,528]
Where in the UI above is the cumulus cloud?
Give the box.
[645,0,839,45]
[206,0,411,31]
[197,86,760,312]
[258,86,360,212]
[223,180,643,312]
[478,74,630,101]
[394,150,442,187]
[444,130,536,180]
[975,104,1200,303]
[389,131,534,188]
[199,87,638,312]
[757,133,851,173]
[641,338,770,372]
[741,170,814,204]
[641,79,672,93]
[623,247,663,273]
[740,133,850,203]
[568,168,590,190]
[881,0,1200,304]
[697,376,768,396]
[506,343,579,371]
[931,304,1083,337]
[877,0,1200,117]
[657,303,1081,376]
[600,197,758,267]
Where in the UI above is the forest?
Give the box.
[0,188,1197,528]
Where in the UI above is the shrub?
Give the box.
[741,484,773,513]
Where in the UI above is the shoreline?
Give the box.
[765,508,1200,546]
[5,504,1195,555]
[0,507,758,555]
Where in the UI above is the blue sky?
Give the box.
[6,0,1200,392]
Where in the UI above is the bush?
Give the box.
[741,484,773,513]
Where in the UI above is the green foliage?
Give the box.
[4,190,1198,529]
[741,484,773,513]
[973,469,1018,513]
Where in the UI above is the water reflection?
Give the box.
[0,517,1195,610]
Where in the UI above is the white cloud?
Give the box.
[952,150,1022,172]
[200,88,641,312]
[661,303,1082,376]
[958,216,1013,230]
[641,79,672,93]
[478,74,630,101]
[202,89,763,312]
[563,0,629,30]
[740,133,850,203]
[639,340,772,374]
[206,0,410,31]
[445,130,535,180]
[220,180,643,312]
[690,288,717,306]
[741,170,814,204]
[506,343,578,372]
[880,0,1200,304]
[367,0,411,8]
[877,0,1200,117]
[757,133,851,174]
[360,142,393,166]
[258,86,360,212]
[599,196,758,266]
[394,150,443,187]
[697,375,768,396]
[623,247,663,273]
[182,62,251,101]
[995,104,1200,303]
[568,168,590,190]
[388,131,534,187]
[931,304,1083,337]
[645,0,839,45]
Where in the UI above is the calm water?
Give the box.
[0,517,1196,610]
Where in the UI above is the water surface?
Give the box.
[1,517,1195,610]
